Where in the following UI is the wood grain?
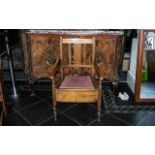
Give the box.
[56,89,98,103]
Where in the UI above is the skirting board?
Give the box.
[127,70,135,93]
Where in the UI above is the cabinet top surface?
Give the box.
[27,29,124,35]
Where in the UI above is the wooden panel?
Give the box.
[68,44,71,64]
[30,35,60,78]
[63,64,93,68]
[95,37,117,80]
[83,44,86,64]
[56,89,98,102]
[74,44,81,64]
[63,38,93,44]
[61,37,95,76]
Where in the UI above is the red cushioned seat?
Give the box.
[60,75,94,89]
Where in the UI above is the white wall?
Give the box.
[127,38,138,93]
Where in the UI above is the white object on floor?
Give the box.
[118,92,129,101]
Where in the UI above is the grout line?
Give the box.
[148,106,154,112]
[35,95,52,104]
[12,108,33,126]
[59,111,83,126]
[36,116,53,126]
[15,98,46,112]
[87,119,97,126]
[108,113,132,126]
[14,94,52,113]
[87,113,106,126]
[88,103,105,113]
[57,104,79,113]
[36,105,79,126]
[40,97,79,113]
[136,113,151,126]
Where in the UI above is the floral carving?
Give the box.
[43,47,57,65]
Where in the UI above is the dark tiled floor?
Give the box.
[89,113,129,126]
[2,81,155,126]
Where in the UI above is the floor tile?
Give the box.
[35,90,51,99]
[89,113,128,126]
[19,101,53,125]
[7,91,42,111]
[4,112,30,126]
[110,112,150,126]
[139,112,155,126]
[63,104,98,125]
[39,114,80,126]
[44,98,79,112]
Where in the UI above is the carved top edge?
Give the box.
[27,29,124,35]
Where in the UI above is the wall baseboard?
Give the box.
[127,70,135,93]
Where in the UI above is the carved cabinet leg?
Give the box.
[52,79,57,122]
[29,79,36,96]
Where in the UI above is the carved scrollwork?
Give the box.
[43,47,57,65]
[95,48,105,64]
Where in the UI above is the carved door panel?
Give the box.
[95,37,117,80]
[29,35,60,78]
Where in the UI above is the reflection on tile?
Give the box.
[5,112,31,126]
[110,112,150,126]
[139,112,155,126]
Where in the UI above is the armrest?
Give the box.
[94,63,104,81]
[50,57,61,80]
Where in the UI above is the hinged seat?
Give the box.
[60,75,94,89]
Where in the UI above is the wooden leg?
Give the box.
[52,79,57,122]
[29,79,35,96]
[2,100,7,116]
[0,85,6,116]
[0,110,3,126]
[53,101,57,122]
[0,99,7,126]
[97,91,101,122]
[97,80,102,122]
[0,109,6,126]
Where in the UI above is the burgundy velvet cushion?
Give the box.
[60,75,94,89]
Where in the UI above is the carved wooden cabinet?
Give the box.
[23,30,124,83]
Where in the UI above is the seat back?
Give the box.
[60,37,95,78]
